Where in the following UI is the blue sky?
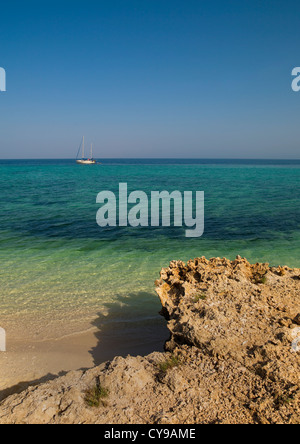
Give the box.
[0,0,300,159]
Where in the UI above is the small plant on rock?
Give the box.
[193,293,207,303]
[84,381,109,408]
[254,274,268,285]
[158,354,181,373]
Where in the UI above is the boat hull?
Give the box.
[76,160,96,165]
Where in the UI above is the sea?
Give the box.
[0,159,299,358]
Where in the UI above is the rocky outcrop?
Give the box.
[156,256,300,388]
[0,257,299,424]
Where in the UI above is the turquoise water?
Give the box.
[0,159,299,345]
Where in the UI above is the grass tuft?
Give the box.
[254,274,268,285]
[193,293,207,303]
[158,354,181,373]
[84,382,109,408]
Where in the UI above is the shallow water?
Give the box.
[0,159,299,346]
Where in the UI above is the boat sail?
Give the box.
[76,137,96,164]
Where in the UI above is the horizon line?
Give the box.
[0,157,300,161]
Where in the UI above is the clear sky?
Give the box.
[0,0,300,159]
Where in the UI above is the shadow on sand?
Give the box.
[0,291,169,402]
[89,291,169,366]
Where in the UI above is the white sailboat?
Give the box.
[76,137,96,165]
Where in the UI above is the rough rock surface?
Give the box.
[0,257,299,424]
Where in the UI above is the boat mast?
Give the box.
[91,143,93,159]
[82,136,85,159]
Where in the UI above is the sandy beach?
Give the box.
[0,330,97,401]
[0,313,168,401]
